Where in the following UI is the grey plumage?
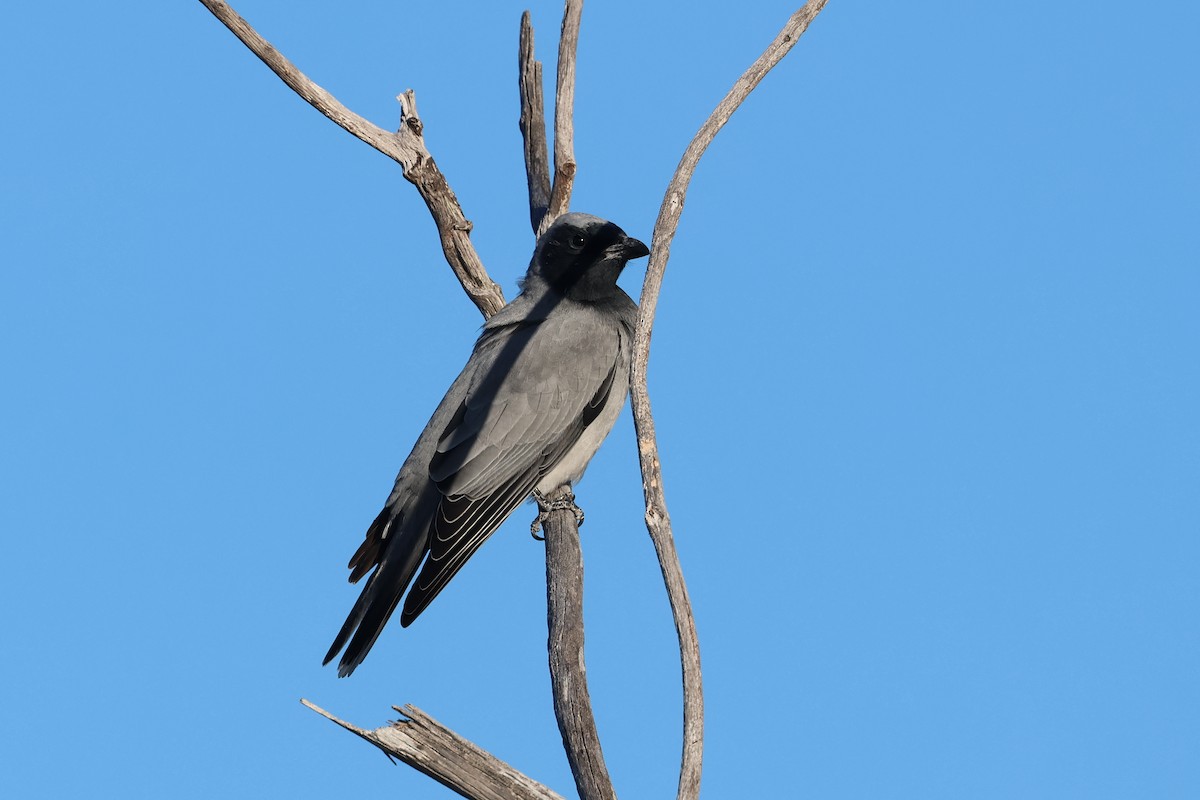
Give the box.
[324,212,649,677]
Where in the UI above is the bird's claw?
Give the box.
[530,488,585,540]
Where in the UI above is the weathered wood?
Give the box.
[302,700,565,800]
[540,0,583,237]
[540,486,617,800]
[518,12,553,235]
[523,6,617,798]
[630,3,830,800]
[197,0,506,319]
[205,2,833,798]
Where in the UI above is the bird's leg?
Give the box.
[530,485,585,540]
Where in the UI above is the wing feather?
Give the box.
[399,320,622,625]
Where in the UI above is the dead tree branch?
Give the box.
[197,0,505,318]
[540,0,583,236]
[522,6,615,798]
[519,12,552,235]
[540,486,618,800]
[205,1,829,798]
[630,3,830,800]
[301,700,565,800]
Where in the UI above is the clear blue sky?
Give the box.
[2,2,1197,798]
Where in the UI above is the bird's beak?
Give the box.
[621,236,650,260]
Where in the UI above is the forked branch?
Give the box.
[197,0,505,318]
[202,2,831,799]
[522,0,583,238]
[630,3,830,799]
[521,7,615,799]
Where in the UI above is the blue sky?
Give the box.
[2,2,1197,797]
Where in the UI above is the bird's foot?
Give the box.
[530,487,585,540]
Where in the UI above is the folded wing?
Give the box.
[400,317,621,624]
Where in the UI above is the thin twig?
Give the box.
[519,12,553,235]
[630,3,830,800]
[301,700,565,800]
[540,487,618,800]
[197,0,505,318]
[540,0,583,236]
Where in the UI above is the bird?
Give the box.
[324,212,650,677]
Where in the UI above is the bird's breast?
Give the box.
[535,323,631,493]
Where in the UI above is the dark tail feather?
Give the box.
[322,572,377,669]
[324,522,427,677]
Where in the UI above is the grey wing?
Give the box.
[398,319,622,625]
[324,355,481,675]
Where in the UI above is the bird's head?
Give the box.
[527,212,649,302]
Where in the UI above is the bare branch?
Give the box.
[520,9,614,797]
[519,13,553,235]
[630,3,830,800]
[198,0,505,318]
[301,700,565,800]
[209,1,828,797]
[539,486,617,800]
[540,0,583,236]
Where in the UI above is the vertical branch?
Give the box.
[540,0,583,236]
[206,0,832,798]
[630,3,830,800]
[519,12,553,234]
[522,6,615,799]
[542,486,618,800]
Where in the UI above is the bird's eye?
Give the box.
[569,234,586,249]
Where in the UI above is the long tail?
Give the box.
[323,513,427,677]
